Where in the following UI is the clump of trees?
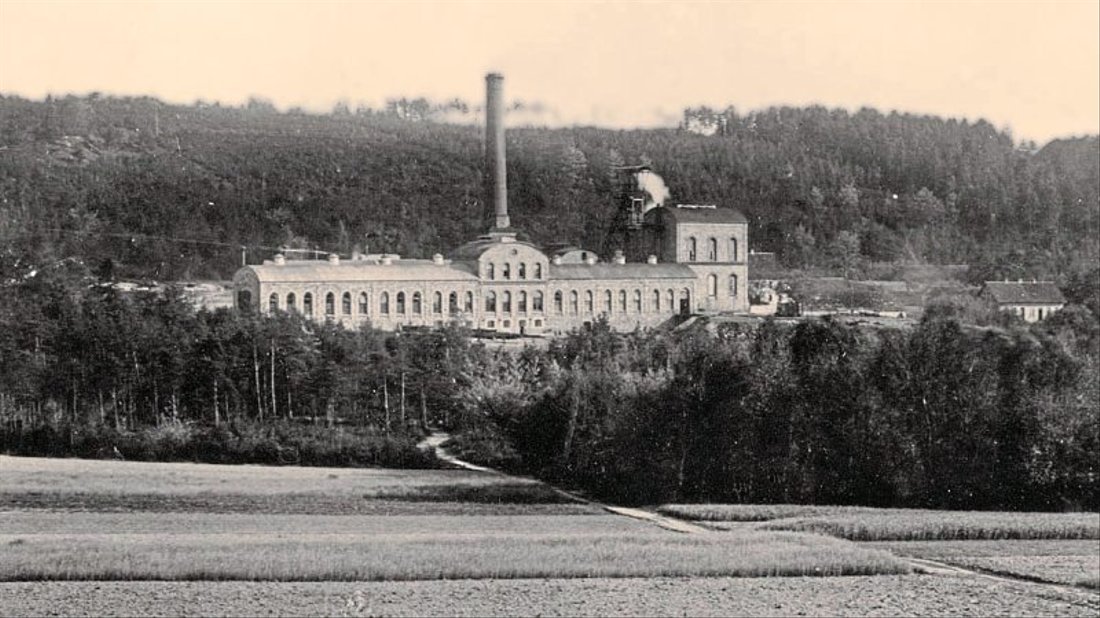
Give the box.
[448,313,1099,511]
[0,263,469,467]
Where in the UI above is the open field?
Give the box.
[660,503,1100,541]
[3,575,1098,617]
[0,455,522,496]
[2,455,1098,616]
[0,456,908,583]
[868,540,1100,589]
[0,530,908,582]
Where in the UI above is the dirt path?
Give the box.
[419,431,709,533]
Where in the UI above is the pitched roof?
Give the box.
[651,205,748,225]
[980,281,1066,305]
[239,259,478,283]
[549,263,696,281]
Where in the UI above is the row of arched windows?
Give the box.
[548,287,691,316]
[687,236,738,262]
[267,290,476,318]
[486,262,543,281]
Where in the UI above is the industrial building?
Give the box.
[233,74,749,335]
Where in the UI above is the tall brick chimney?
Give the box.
[485,73,509,230]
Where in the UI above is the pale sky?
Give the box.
[1,1,1097,144]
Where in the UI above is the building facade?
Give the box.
[979,281,1066,322]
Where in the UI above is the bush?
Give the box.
[0,420,440,469]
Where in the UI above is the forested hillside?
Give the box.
[1,94,1096,283]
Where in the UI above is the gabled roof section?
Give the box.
[240,260,478,283]
[649,204,748,225]
[980,281,1066,305]
[549,263,696,281]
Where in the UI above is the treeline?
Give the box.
[448,309,1099,511]
[1,93,1097,284]
[0,264,466,467]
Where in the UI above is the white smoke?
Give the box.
[636,169,670,212]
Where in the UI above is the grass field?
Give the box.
[0,456,910,582]
[659,504,1100,541]
[0,530,909,581]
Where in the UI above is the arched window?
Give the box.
[449,291,459,313]
[412,292,422,314]
[487,263,495,280]
[237,290,252,312]
[707,274,718,297]
[433,291,443,314]
[502,263,511,280]
[359,292,369,315]
[380,292,390,315]
[682,288,692,310]
[604,290,613,314]
[729,237,738,262]
[286,292,296,311]
[535,263,543,279]
[667,289,675,311]
[570,290,579,314]
[502,291,512,313]
[518,263,527,279]
[269,293,278,312]
[585,290,594,313]
[729,274,738,297]
[554,290,563,314]
[634,290,642,312]
[652,289,661,312]
[708,238,718,261]
[396,292,406,314]
[619,290,627,312]
[303,292,313,316]
[688,237,698,261]
[465,291,475,313]
[342,292,352,315]
[485,291,497,312]
[325,292,335,316]
[518,291,527,313]
[533,291,544,312]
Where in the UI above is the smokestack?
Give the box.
[485,73,509,229]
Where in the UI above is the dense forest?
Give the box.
[0,265,1096,510]
[1,94,1097,285]
[445,306,1098,511]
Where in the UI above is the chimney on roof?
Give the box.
[485,73,509,230]
[273,254,286,266]
[327,253,340,265]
